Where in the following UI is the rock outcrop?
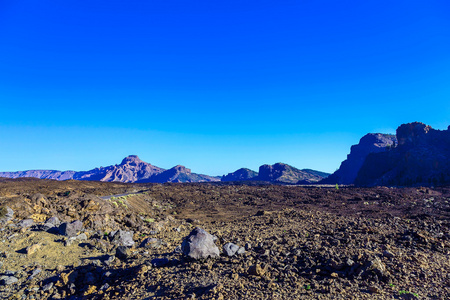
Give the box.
[321,134,397,185]
[355,122,450,186]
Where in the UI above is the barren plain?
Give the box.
[0,178,449,299]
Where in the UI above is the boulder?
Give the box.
[59,220,84,237]
[110,230,135,247]
[181,227,219,260]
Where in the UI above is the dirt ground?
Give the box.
[0,178,449,299]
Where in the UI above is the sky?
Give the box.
[1,0,450,175]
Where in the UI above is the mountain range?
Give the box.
[0,155,219,183]
[2,121,449,186]
[0,155,329,184]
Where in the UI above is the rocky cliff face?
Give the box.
[222,163,329,183]
[0,155,220,183]
[355,122,450,186]
[321,134,397,185]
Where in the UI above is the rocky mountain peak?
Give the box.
[120,155,143,166]
[396,122,432,146]
[172,165,190,173]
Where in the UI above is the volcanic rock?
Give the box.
[110,230,135,247]
[181,227,220,260]
[59,220,83,237]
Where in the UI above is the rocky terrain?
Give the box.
[0,156,219,184]
[1,178,449,299]
[222,163,329,184]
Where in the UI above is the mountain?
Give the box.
[221,168,259,182]
[0,170,77,181]
[0,155,220,183]
[140,165,219,183]
[222,163,329,183]
[355,122,450,186]
[74,155,164,182]
[320,133,397,185]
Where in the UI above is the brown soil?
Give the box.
[0,178,449,299]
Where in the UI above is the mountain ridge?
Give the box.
[0,155,219,183]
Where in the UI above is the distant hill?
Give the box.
[221,168,259,182]
[222,163,329,184]
[0,155,220,183]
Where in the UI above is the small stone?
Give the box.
[76,233,88,241]
[245,243,252,250]
[28,268,41,280]
[248,264,266,276]
[27,244,41,255]
[223,243,240,257]
[116,246,132,260]
[0,276,18,285]
[42,282,54,291]
[331,272,338,278]
[64,237,77,247]
[0,206,14,223]
[140,238,162,249]
[17,219,35,228]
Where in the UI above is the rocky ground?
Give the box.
[0,178,449,299]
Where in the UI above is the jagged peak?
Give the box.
[120,155,143,165]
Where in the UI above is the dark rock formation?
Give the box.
[221,168,258,182]
[320,133,397,185]
[355,122,450,186]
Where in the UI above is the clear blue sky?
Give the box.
[1,0,450,175]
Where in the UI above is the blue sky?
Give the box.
[1,0,450,175]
